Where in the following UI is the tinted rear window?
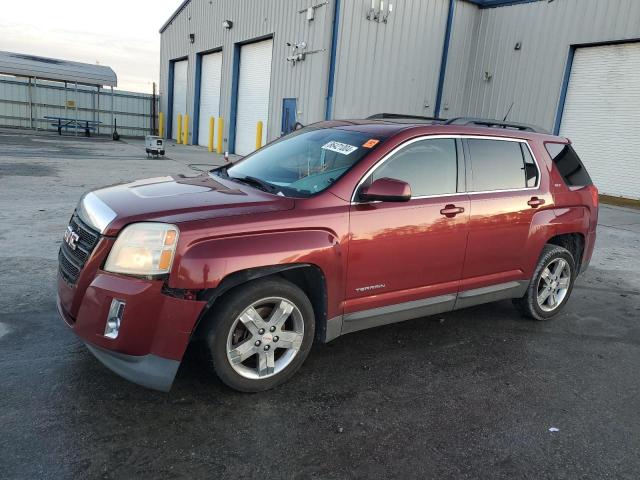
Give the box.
[467,139,530,191]
[545,143,592,187]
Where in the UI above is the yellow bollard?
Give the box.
[176,114,183,144]
[208,117,215,152]
[158,112,164,138]
[255,121,263,150]
[183,114,189,145]
[216,117,224,154]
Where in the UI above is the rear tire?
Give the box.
[201,277,315,392]
[513,244,576,321]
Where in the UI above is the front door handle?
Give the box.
[527,197,545,208]
[440,204,465,217]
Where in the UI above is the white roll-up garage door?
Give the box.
[235,39,273,156]
[197,52,222,146]
[560,43,640,199]
[171,59,188,140]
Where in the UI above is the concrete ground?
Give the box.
[1,130,639,479]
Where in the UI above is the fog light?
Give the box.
[105,299,125,339]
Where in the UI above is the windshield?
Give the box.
[214,127,386,197]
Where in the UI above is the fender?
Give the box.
[170,229,345,320]
[524,206,590,275]
[522,208,559,277]
[552,206,591,269]
[552,206,590,236]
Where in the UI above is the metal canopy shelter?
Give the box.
[0,50,118,135]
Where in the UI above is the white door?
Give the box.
[235,39,273,156]
[171,59,188,140]
[197,52,223,146]
[560,43,640,199]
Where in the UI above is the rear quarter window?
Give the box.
[545,143,593,187]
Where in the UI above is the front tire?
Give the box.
[513,244,576,321]
[202,278,315,392]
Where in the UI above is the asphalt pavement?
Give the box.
[1,130,639,479]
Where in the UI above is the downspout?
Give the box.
[434,0,456,118]
[553,46,576,135]
[228,45,242,153]
[192,53,203,144]
[324,0,341,120]
[167,61,175,139]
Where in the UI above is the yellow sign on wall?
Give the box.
[66,100,76,108]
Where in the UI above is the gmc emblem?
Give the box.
[64,225,80,250]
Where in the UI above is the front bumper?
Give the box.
[57,271,206,391]
[86,339,179,392]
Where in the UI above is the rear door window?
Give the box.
[467,139,529,191]
[371,138,458,197]
[545,143,593,187]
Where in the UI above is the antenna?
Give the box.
[503,102,514,121]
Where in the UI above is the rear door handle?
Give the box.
[527,197,545,208]
[440,204,465,217]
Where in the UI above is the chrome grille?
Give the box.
[58,214,100,284]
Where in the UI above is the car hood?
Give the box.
[79,174,295,236]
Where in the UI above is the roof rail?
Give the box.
[367,113,447,122]
[444,117,549,134]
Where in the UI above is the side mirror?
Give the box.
[359,177,411,202]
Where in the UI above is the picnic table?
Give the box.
[44,116,102,137]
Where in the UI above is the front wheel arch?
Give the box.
[191,263,328,343]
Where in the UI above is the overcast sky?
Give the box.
[1,0,179,93]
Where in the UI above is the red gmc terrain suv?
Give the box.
[57,116,598,392]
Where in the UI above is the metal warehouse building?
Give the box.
[159,0,640,199]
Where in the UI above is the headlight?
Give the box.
[104,223,179,276]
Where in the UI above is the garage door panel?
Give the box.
[197,52,222,147]
[235,39,273,156]
[560,43,640,200]
[171,60,188,140]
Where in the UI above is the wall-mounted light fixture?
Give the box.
[189,33,195,44]
[286,41,325,66]
[382,2,393,22]
[366,0,393,23]
[514,42,522,51]
[223,20,233,29]
[297,1,329,22]
[286,41,307,66]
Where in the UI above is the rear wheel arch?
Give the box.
[545,232,585,271]
[191,263,328,343]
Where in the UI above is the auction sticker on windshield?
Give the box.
[362,139,380,148]
[322,141,358,155]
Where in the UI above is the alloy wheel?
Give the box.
[536,258,571,312]
[226,297,305,379]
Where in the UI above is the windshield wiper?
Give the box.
[230,175,279,193]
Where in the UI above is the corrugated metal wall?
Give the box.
[458,0,640,130]
[159,0,454,148]
[160,0,640,142]
[159,0,334,149]
[439,0,480,117]
[0,76,157,137]
[331,0,449,119]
